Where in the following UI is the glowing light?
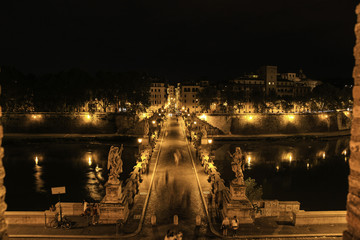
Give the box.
[31,114,42,120]
[321,114,328,119]
[199,114,207,120]
[207,139,213,144]
[344,111,350,117]
[322,153,325,159]
[194,121,197,125]
[138,138,143,144]
[182,107,185,110]
[289,155,292,162]
[35,156,39,165]
[287,115,295,121]
[152,120,156,124]
[188,114,190,116]
[88,156,92,166]
[276,165,279,171]
[247,156,251,169]
[342,149,347,155]
[87,114,91,119]
[307,163,310,169]
[246,115,254,121]
[159,113,161,116]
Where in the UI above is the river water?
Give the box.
[3,136,350,211]
[3,140,138,211]
[212,136,350,211]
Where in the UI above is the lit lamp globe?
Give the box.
[137,138,143,144]
[207,139,213,144]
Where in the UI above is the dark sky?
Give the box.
[0,0,358,83]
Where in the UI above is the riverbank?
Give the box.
[2,133,141,143]
[209,130,350,141]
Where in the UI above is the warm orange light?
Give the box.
[194,121,197,125]
[152,120,156,124]
[88,156,92,166]
[35,156,39,165]
[207,139,213,144]
[200,114,207,120]
[138,138,143,144]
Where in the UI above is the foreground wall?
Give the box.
[0,81,8,238]
[204,112,351,135]
[345,4,360,239]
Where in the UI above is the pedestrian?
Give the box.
[231,215,239,236]
[221,216,230,236]
[175,231,183,239]
[50,204,56,212]
[92,203,99,225]
[83,200,88,215]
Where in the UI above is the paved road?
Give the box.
[138,117,209,239]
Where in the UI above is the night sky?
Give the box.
[0,1,358,83]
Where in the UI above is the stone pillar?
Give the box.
[0,85,8,238]
[222,181,254,224]
[345,4,360,239]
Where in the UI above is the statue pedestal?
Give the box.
[222,182,254,224]
[201,138,208,145]
[99,182,129,224]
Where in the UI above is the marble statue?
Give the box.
[229,147,245,185]
[201,125,208,138]
[107,145,124,184]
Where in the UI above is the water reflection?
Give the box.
[213,136,350,210]
[3,142,138,210]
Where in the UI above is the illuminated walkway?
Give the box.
[137,117,211,239]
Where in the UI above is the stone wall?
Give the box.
[295,211,346,226]
[201,112,351,135]
[5,211,45,225]
[1,113,146,135]
[0,86,7,237]
[345,4,360,239]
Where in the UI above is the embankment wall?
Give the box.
[2,113,145,135]
[203,112,351,135]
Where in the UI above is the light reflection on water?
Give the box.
[213,136,350,211]
[3,142,137,211]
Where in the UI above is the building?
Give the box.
[231,66,318,98]
[180,82,201,113]
[149,82,167,111]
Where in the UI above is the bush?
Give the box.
[245,177,263,202]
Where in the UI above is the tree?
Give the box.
[245,177,263,202]
[198,86,218,111]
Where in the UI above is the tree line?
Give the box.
[198,83,353,113]
[0,67,151,113]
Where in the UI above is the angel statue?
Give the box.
[107,144,124,184]
[201,125,208,139]
[228,147,246,185]
[144,119,149,136]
